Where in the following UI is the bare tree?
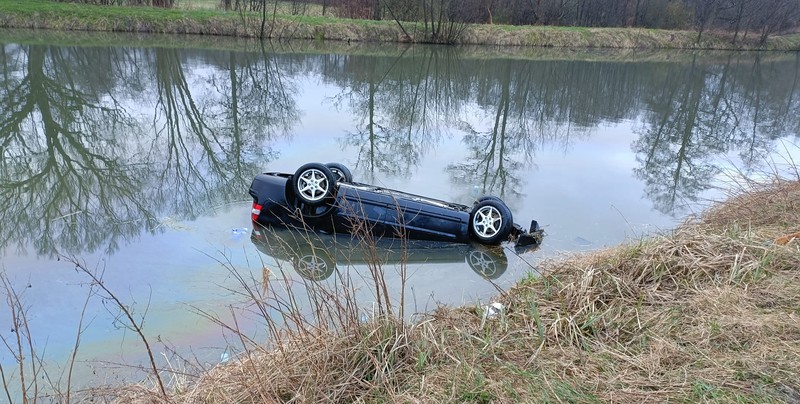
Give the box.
[419,0,470,43]
[625,0,641,26]
[751,0,800,45]
[373,0,381,19]
[718,0,757,44]
[694,0,723,41]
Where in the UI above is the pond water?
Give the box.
[1,31,798,393]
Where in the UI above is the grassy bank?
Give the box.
[1,0,800,50]
[6,27,800,65]
[98,178,800,402]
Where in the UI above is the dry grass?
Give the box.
[500,180,800,401]
[175,318,422,402]
[704,179,800,240]
[100,180,800,403]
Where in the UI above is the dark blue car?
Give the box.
[249,162,541,247]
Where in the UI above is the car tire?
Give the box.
[466,244,508,280]
[476,195,505,205]
[469,200,513,244]
[326,162,353,183]
[292,163,337,206]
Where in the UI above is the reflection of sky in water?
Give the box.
[1,43,798,391]
[0,115,678,387]
[276,78,677,253]
[534,120,672,250]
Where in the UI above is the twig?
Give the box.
[65,257,169,401]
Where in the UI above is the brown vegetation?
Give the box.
[3,0,800,48]
[55,0,800,45]
[97,179,800,403]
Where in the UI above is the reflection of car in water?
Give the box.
[250,226,541,281]
[249,162,542,247]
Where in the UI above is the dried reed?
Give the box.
[105,179,800,402]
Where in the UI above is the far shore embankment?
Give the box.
[1,0,799,51]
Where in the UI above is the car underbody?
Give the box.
[249,163,543,248]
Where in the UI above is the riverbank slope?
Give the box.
[1,0,800,50]
[101,179,800,402]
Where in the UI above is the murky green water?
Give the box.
[1,31,798,392]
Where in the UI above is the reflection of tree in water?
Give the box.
[447,59,575,202]
[148,45,298,219]
[204,43,299,185]
[448,58,660,203]
[147,47,295,219]
[3,42,799,256]
[733,53,800,167]
[633,54,800,215]
[0,45,150,256]
[204,43,298,160]
[150,47,218,218]
[633,56,722,214]
[328,49,800,212]
[332,48,452,182]
[0,44,297,256]
[447,61,525,199]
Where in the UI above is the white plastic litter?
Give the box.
[230,227,249,240]
[480,302,505,328]
[486,302,504,318]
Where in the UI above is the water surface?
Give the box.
[1,32,798,391]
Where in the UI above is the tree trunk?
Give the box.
[259,0,266,38]
[625,0,640,27]
[759,25,770,45]
[372,0,381,20]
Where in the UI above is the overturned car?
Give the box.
[249,162,542,247]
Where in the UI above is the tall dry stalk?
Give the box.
[64,286,95,404]
[178,203,417,401]
[0,270,104,404]
[66,257,169,401]
[1,274,40,404]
